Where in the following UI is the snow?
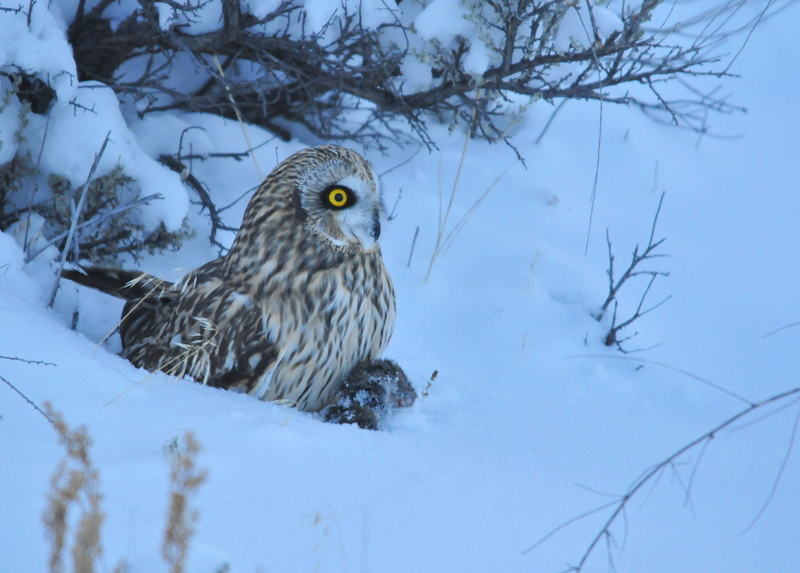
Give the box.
[2,2,800,573]
[0,76,22,164]
[554,2,623,52]
[462,37,492,77]
[399,54,434,93]
[414,0,474,42]
[21,83,189,232]
[0,2,77,101]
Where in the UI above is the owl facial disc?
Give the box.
[298,155,384,252]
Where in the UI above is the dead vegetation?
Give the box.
[593,191,670,352]
[39,402,206,573]
[63,0,748,152]
[0,0,772,265]
[0,154,191,266]
[42,403,112,573]
[526,378,800,572]
[162,432,208,573]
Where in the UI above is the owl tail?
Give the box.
[61,266,175,303]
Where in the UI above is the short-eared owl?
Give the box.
[63,145,395,412]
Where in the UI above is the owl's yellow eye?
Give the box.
[329,189,347,206]
[325,187,351,209]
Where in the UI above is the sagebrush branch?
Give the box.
[595,191,670,351]
[158,155,239,254]
[66,0,747,149]
[526,382,800,572]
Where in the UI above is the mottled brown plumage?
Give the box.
[64,145,396,412]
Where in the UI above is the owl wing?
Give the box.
[202,294,283,398]
[63,261,284,397]
[118,259,284,396]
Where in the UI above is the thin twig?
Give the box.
[425,102,477,283]
[438,160,515,257]
[595,192,670,351]
[597,192,668,319]
[738,406,800,534]
[535,99,568,145]
[722,0,775,74]
[0,373,54,425]
[0,355,57,366]
[158,155,238,254]
[730,396,800,434]
[523,499,619,554]
[49,132,111,308]
[763,321,800,339]
[387,188,402,221]
[576,0,606,257]
[407,226,419,267]
[211,54,262,181]
[684,436,711,507]
[379,144,424,177]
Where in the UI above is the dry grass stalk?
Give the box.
[42,403,104,573]
[424,106,476,283]
[162,431,207,573]
[39,405,203,573]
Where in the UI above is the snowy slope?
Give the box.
[2,3,800,573]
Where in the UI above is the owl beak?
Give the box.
[370,219,381,241]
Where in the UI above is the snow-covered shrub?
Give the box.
[0,153,191,264]
[0,0,758,263]
[62,0,738,146]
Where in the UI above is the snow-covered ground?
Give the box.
[2,2,799,572]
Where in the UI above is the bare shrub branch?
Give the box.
[157,155,239,255]
[62,0,759,151]
[594,191,670,351]
[0,373,54,424]
[1,153,191,268]
[0,355,57,424]
[0,354,56,366]
[1,1,779,267]
[526,383,800,571]
[763,321,800,338]
[25,193,163,263]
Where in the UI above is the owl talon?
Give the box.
[323,403,380,430]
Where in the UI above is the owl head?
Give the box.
[292,146,384,252]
